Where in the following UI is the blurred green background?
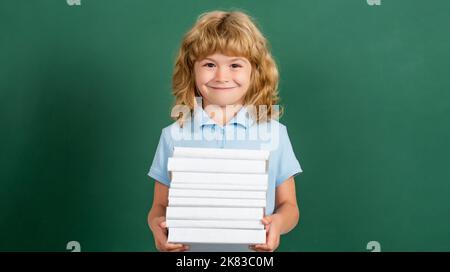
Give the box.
[1,0,450,251]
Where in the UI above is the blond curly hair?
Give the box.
[172,10,283,126]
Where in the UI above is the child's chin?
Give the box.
[213,101,242,108]
[208,96,244,106]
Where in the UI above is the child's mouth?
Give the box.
[209,86,237,91]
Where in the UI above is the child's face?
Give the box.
[194,53,252,107]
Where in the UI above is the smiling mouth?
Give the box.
[208,86,237,90]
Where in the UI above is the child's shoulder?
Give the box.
[162,121,180,132]
[159,121,181,138]
[253,118,289,134]
[263,119,286,129]
[158,120,192,143]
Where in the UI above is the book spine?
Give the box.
[171,171,268,185]
[173,147,270,160]
[168,228,266,244]
[166,219,264,230]
[169,189,266,199]
[167,158,266,174]
[166,207,264,220]
[168,197,266,208]
[170,183,268,191]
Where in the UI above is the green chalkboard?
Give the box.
[1,0,450,252]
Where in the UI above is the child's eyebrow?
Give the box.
[203,57,247,63]
[229,57,246,62]
[202,58,217,63]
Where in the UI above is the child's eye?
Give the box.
[203,63,215,68]
[231,64,242,68]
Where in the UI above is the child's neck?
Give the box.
[202,103,243,127]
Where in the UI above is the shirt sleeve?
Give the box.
[275,125,303,187]
[147,128,173,187]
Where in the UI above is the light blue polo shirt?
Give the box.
[148,103,303,216]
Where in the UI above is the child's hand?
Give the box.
[150,216,189,252]
[250,215,281,252]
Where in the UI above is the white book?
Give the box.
[171,171,268,186]
[166,207,264,220]
[166,219,264,230]
[168,197,266,208]
[168,228,266,244]
[173,147,270,160]
[167,157,267,174]
[185,244,253,252]
[169,189,266,199]
[170,183,268,191]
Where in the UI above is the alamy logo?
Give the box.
[67,0,81,6]
[366,241,381,252]
[367,0,381,5]
[66,241,81,252]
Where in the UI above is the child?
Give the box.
[147,10,302,252]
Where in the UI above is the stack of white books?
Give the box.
[166,147,269,245]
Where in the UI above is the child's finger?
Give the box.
[253,243,271,251]
[265,223,271,233]
[160,221,167,228]
[168,245,190,252]
[261,216,273,225]
[165,243,185,250]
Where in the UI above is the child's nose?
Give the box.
[214,67,230,82]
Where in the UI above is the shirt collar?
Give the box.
[192,105,254,130]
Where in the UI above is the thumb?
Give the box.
[262,216,273,225]
[265,222,271,234]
